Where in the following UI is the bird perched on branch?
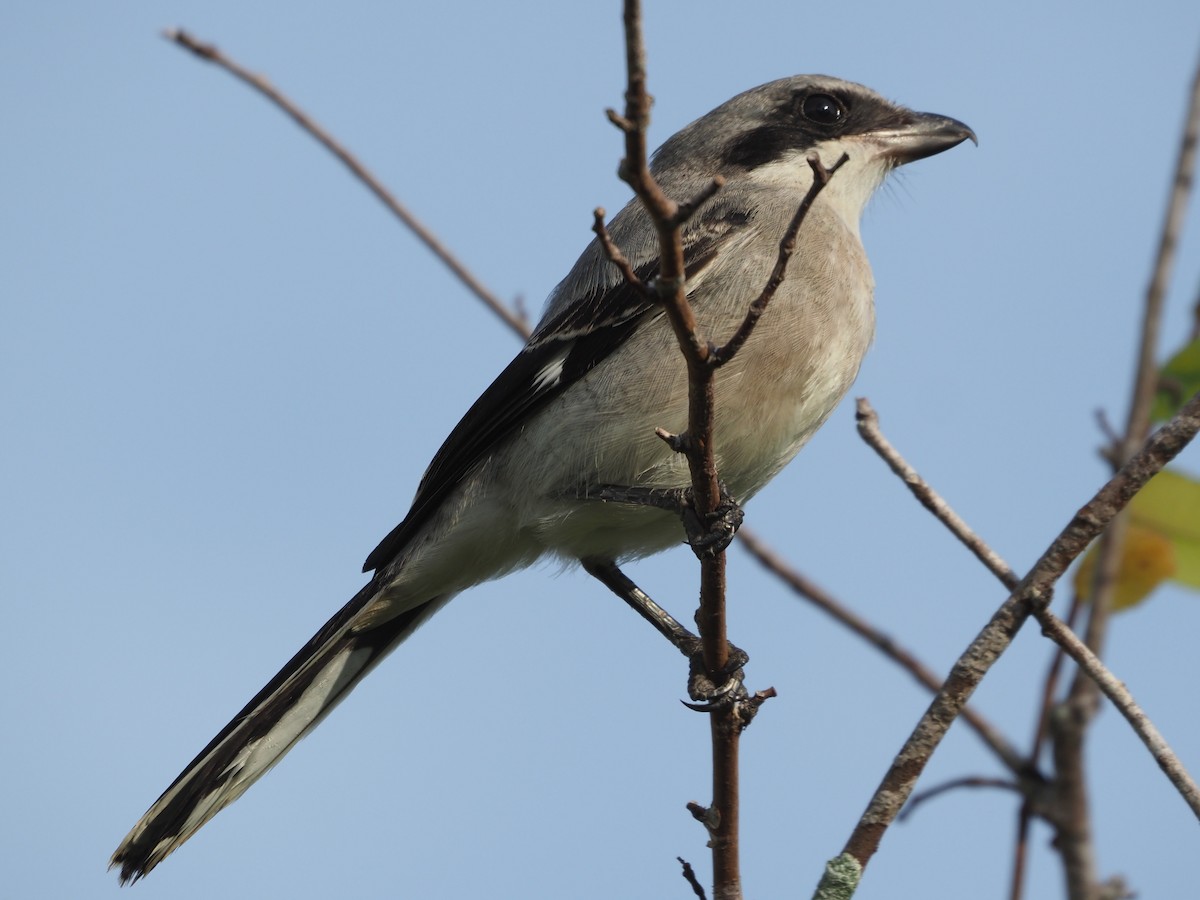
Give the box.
[112,74,973,882]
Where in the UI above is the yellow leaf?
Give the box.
[1074,522,1177,611]
[1127,469,1200,591]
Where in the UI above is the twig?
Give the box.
[713,155,847,365]
[678,857,709,900]
[899,776,1022,822]
[856,398,1200,885]
[1035,607,1200,817]
[610,6,739,897]
[1011,590,1082,900]
[826,390,1200,882]
[1121,53,1200,457]
[856,394,1200,815]
[609,10,847,898]
[1052,53,1200,898]
[1008,808,1032,900]
[162,27,530,341]
[591,208,649,294]
[855,399,1017,588]
[674,178,727,225]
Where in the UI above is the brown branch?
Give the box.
[1052,54,1200,898]
[830,389,1200,880]
[855,397,1200,884]
[609,12,846,898]
[162,27,531,341]
[1010,590,1082,900]
[611,5,738,898]
[678,857,709,900]
[1121,53,1200,458]
[1030,592,1083,775]
[1008,808,1033,900]
[855,394,1200,811]
[1036,607,1200,817]
[899,776,1023,822]
[591,208,649,295]
[859,385,1200,891]
[674,177,727,225]
[855,399,1018,589]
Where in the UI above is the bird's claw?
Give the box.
[680,483,744,559]
[581,481,744,559]
[683,640,750,707]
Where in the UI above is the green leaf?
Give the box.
[1076,468,1200,610]
[1151,338,1200,423]
[1128,468,1200,591]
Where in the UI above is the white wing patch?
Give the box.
[531,349,569,392]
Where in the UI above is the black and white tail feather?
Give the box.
[111,581,449,882]
[110,74,973,883]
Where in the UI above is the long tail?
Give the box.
[110,579,447,884]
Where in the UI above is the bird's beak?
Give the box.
[875,111,977,165]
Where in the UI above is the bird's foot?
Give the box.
[682,638,750,707]
[585,482,744,559]
[680,483,744,559]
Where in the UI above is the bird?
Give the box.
[111,74,974,883]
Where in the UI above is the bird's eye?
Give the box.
[801,93,846,126]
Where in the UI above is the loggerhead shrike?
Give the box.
[111,74,973,882]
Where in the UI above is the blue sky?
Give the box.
[4,2,1200,898]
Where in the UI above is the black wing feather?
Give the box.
[362,216,740,573]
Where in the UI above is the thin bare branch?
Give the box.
[1008,807,1033,900]
[673,177,726,225]
[1052,54,1200,898]
[714,155,848,365]
[1030,593,1083,767]
[678,857,709,900]
[591,208,649,294]
[856,393,1200,816]
[855,393,1200,879]
[831,389,1200,879]
[1122,52,1200,458]
[163,27,530,340]
[1074,43,1200,693]
[899,776,1022,822]
[855,398,1018,588]
[612,4,737,896]
[1036,607,1200,817]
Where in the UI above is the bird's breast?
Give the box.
[706,217,876,500]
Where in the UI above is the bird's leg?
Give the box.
[581,557,699,654]
[581,558,748,702]
[585,482,745,558]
